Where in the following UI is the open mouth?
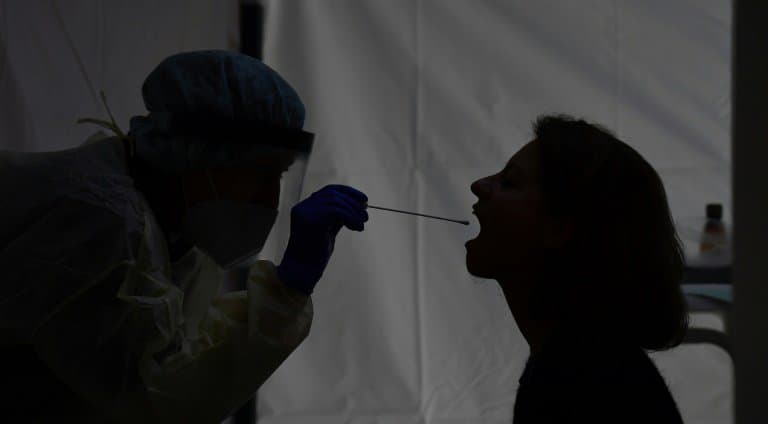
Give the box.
[472,204,483,225]
[466,204,483,246]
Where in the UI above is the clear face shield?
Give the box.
[244,140,312,267]
[178,127,314,270]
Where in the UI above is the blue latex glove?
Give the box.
[276,185,368,295]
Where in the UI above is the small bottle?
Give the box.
[699,203,728,264]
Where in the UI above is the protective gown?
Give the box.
[0,135,313,423]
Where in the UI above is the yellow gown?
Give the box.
[0,136,312,423]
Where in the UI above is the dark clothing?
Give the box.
[513,328,683,423]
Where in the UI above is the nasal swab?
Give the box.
[367,204,470,225]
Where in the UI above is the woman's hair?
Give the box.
[533,114,688,351]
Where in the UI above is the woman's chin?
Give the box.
[465,239,492,278]
[466,264,494,279]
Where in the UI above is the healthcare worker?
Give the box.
[0,51,368,423]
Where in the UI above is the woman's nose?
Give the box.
[471,176,491,199]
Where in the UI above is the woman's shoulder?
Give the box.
[529,328,667,387]
[517,330,683,423]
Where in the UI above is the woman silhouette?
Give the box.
[467,115,687,423]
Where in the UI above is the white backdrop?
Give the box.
[0,0,238,153]
[260,1,732,423]
[0,1,733,423]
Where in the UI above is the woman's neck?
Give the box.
[497,275,559,356]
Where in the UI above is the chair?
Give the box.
[681,265,732,356]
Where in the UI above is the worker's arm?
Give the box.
[144,184,367,422]
[144,260,312,424]
[29,256,311,424]
[19,184,366,423]
[16,200,312,423]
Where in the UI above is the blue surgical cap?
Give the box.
[141,50,305,131]
[128,51,310,173]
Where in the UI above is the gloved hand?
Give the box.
[276,185,368,295]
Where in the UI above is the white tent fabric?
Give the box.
[0,0,238,153]
[1,1,732,423]
[260,1,732,423]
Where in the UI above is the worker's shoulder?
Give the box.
[0,146,148,262]
[0,135,128,178]
[0,193,147,271]
[2,137,143,224]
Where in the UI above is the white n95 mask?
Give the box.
[180,199,278,270]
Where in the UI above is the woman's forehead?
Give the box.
[505,139,540,174]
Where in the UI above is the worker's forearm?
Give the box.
[145,324,297,424]
[143,261,312,424]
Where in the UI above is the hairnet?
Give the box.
[128,50,310,173]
